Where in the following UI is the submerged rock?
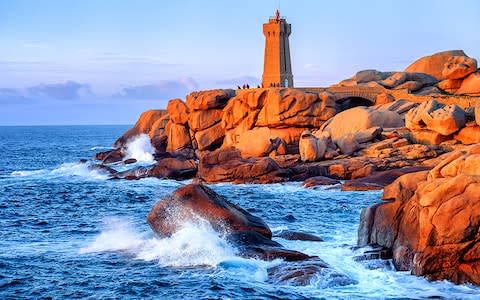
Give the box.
[268,259,357,287]
[274,230,323,242]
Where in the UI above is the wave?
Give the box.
[11,162,109,180]
[89,146,112,151]
[124,134,155,163]
[79,217,239,268]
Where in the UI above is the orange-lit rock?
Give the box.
[194,122,225,151]
[186,89,235,111]
[456,72,480,96]
[256,89,336,128]
[166,122,191,152]
[299,130,326,162]
[442,56,477,80]
[359,148,480,285]
[167,99,189,124]
[438,78,463,93]
[113,109,167,148]
[421,104,466,136]
[454,125,480,145]
[405,50,466,80]
[321,106,403,141]
[197,147,284,184]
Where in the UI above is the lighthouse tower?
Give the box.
[262,9,293,88]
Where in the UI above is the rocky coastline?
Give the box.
[91,50,480,285]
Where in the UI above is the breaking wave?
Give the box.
[124,134,155,163]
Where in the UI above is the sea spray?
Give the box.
[124,134,155,163]
[80,217,238,268]
[11,162,109,180]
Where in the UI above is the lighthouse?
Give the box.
[262,9,294,88]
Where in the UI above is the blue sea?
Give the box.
[1,125,479,299]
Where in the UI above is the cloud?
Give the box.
[27,81,92,100]
[0,88,30,104]
[115,77,198,100]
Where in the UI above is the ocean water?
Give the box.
[1,125,479,299]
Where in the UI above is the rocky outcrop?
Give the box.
[454,125,480,145]
[358,146,480,284]
[148,157,196,180]
[456,72,480,96]
[404,50,466,80]
[321,106,403,141]
[442,56,477,80]
[113,109,167,149]
[299,130,326,161]
[197,147,284,184]
[406,100,466,139]
[341,166,431,191]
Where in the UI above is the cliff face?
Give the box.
[358,146,480,284]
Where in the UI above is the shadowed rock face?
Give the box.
[147,184,272,239]
[146,184,314,262]
[358,146,480,285]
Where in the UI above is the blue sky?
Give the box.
[1,0,479,125]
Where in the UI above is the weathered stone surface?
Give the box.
[342,166,431,191]
[148,157,196,180]
[410,129,451,145]
[405,100,443,130]
[166,122,191,152]
[354,70,391,83]
[393,80,423,92]
[147,184,272,238]
[274,230,323,242]
[186,89,235,111]
[149,114,170,152]
[234,127,301,158]
[456,72,480,96]
[167,99,189,124]
[197,147,284,184]
[336,133,359,156]
[476,102,480,126]
[321,106,403,141]
[379,72,408,88]
[359,148,480,285]
[404,50,466,80]
[442,56,477,80]
[422,104,466,135]
[267,259,356,287]
[303,176,340,188]
[94,149,123,164]
[148,184,314,262]
[194,122,225,151]
[375,92,395,105]
[113,109,167,148]
[438,78,463,93]
[256,89,336,128]
[299,130,326,161]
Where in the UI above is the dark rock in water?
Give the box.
[341,166,431,191]
[303,176,340,188]
[227,231,313,261]
[79,159,88,164]
[147,184,272,238]
[352,245,393,261]
[147,184,314,262]
[268,259,357,287]
[274,230,323,242]
[283,214,296,222]
[148,157,197,180]
[94,149,124,164]
[123,158,137,165]
[88,163,117,176]
[113,166,150,180]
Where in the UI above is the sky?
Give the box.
[1,0,479,125]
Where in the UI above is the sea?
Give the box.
[1,125,479,299]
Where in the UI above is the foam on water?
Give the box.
[124,134,155,163]
[80,217,240,268]
[11,162,109,180]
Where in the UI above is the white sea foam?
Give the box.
[80,217,239,268]
[11,162,109,180]
[90,146,111,151]
[124,134,155,163]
